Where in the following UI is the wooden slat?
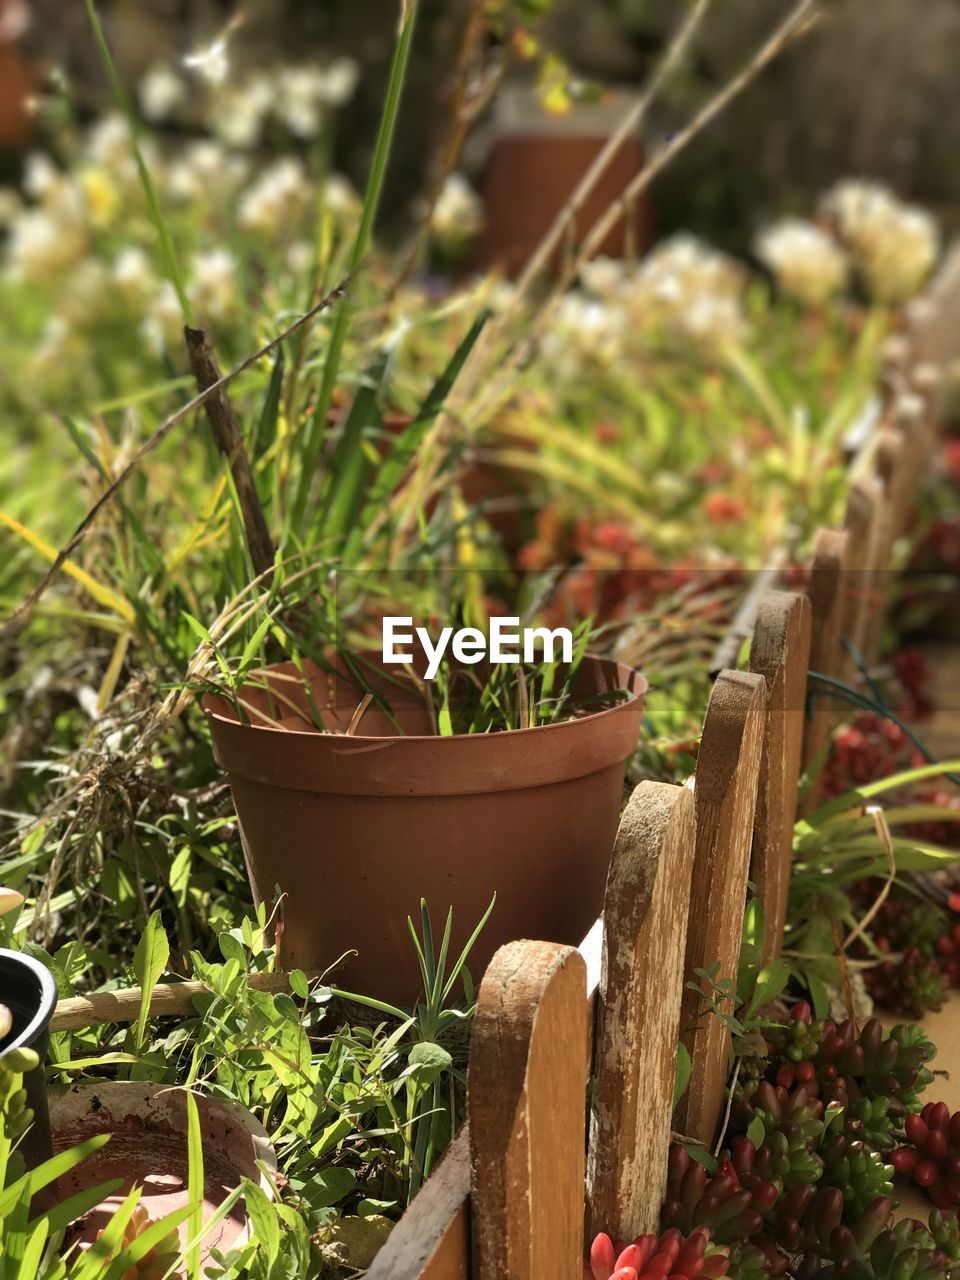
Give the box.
[842,475,884,672]
[470,941,588,1280]
[587,782,696,1240]
[888,393,927,539]
[675,670,766,1147]
[749,592,811,962]
[878,333,910,408]
[801,528,850,799]
[366,1131,470,1280]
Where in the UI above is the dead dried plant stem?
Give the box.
[184,325,275,578]
[510,0,712,306]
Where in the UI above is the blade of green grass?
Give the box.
[85,0,191,321]
[288,0,421,533]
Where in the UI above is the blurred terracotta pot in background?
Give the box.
[475,85,651,278]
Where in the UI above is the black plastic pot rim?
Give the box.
[0,947,58,1056]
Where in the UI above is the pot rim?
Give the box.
[203,652,648,745]
[50,1081,277,1189]
[0,947,58,1057]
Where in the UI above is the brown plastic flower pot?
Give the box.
[204,655,646,1006]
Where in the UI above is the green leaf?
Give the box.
[186,1092,204,1280]
[169,845,192,908]
[308,1167,357,1208]
[38,1178,124,1238]
[408,1041,453,1085]
[0,1137,111,1218]
[746,1115,767,1148]
[319,347,392,540]
[14,1216,49,1280]
[104,1203,195,1280]
[673,1042,692,1108]
[132,910,170,1052]
[254,352,285,459]
[289,969,309,999]
[243,1180,280,1264]
[358,1197,397,1217]
[746,959,791,1019]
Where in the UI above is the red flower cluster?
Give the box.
[519,508,741,626]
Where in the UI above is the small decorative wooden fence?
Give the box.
[366,250,960,1280]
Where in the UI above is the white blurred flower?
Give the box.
[59,260,112,325]
[166,139,247,202]
[580,256,635,301]
[210,74,274,149]
[274,65,327,138]
[139,64,187,123]
[113,247,156,306]
[183,31,232,86]
[430,173,484,246]
[631,235,747,346]
[287,240,315,274]
[820,179,939,303]
[321,173,361,220]
[238,157,310,236]
[755,218,847,305]
[140,280,184,354]
[6,204,86,281]
[189,248,238,320]
[315,57,359,107]
[543,292,628,372]
[83,114,131,168]
[485,279,518,315]
[22,152,63,202]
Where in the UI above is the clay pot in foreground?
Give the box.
[0,948,57,1178]
[49,1082,275,1260]
[204,655,646,1006]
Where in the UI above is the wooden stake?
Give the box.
[675,671,766,1147]
[470,941,588,1280]
[749,592,811,962]
[587,782,696,1239]
[185,325,275,577]
[366,1131,470,1280]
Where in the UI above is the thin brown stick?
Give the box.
[571,0,819,277]
[468,0,821,430]
[185,326,275,578]
[509,0,712,306]
[2,266,362,638]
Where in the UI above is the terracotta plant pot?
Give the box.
[0,948,57,1180]
[204,655,646,1005]
[49,1082,275,1260]
[475,86,651,278]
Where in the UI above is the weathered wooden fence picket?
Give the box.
[365,258,959,1280]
